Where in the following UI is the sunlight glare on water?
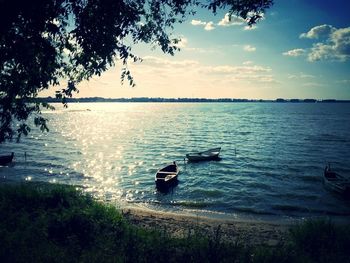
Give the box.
[1,102,350,219]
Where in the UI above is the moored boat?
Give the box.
[186,147,221,162]
[155,162,179,188]
[323,164,350,197]
[0,152,14,166]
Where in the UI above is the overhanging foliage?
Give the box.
[0,0,273,143]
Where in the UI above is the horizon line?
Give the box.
[36,96,350,103]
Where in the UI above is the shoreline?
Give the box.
[117,202,350,245]
[0,179,292,246]
[2,174,349,262]
[1,178,347,246]
[121,205,291,246]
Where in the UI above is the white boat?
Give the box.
[155,162,179,188]
[323,164,350,197]
[186,147,221,162]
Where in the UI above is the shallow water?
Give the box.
[1,102,350,220]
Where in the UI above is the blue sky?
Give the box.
[42,0,350,99]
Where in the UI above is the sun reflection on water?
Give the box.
[58,104,143,202]
[3,103,350,217]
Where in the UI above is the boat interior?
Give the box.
[156,171,176,179]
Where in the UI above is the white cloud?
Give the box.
[291,25,350,62]
[140,56,199,67]
[218,13,245,27]
[218,12,263,30]
[302,82,324,87]
[330,27,350,57]
[243,45,256,52]
[184,47,221,54]
[190,19,215,31]
[201,63,275,85]
[204,21,215,31]
[335,79,350,84]
[307,26,350,62]
[258,76,278,83]
[282,48,306,57]
[247,11,265,20]
[191,19,206,26]
[307,43,334,61]
[244,25,257,31]
[174,37,188,49]
[139,57,273,83]
[41,57,277,99]
[300,24,336,39]
[243,61,254,65]
[287,73,315,79]
[192,13,260,31]
[205,64,271,74]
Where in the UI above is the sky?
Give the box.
[41,0,350,100]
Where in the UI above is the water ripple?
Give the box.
[1,102,350,219]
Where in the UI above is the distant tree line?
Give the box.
[35,97,349,103]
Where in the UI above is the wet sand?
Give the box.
[121,207,292,246]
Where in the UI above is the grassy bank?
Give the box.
[0,182,349,263]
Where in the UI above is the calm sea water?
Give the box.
[1,102,350,220]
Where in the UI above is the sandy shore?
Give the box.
[121,207,292,246]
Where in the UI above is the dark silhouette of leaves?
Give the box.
[0,0,273,142]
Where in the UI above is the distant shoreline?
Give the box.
[36,97,350,103]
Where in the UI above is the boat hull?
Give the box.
[323,177,350,196]
[323,166,350,197]
[155,175,178,188]
[186,154,220,162]
[186,147,221,162]
[155,163,179,190]
[0,153,14,166]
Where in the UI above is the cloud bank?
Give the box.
[191,13,258,31]
[218,13,245,26]
[284,25,350,62]
[300,24,336,39]
[191,19,215,31]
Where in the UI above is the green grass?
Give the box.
[0,182,349,263]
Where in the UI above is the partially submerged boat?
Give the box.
[0,152,14,166]
[323,164,350,197]
[186,147,221,162]
[155,162,179,188]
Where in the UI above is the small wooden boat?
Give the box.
[186,147,221,162]
[0,152,14,166]
[155,162,179,188]
[323,164,350,197]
